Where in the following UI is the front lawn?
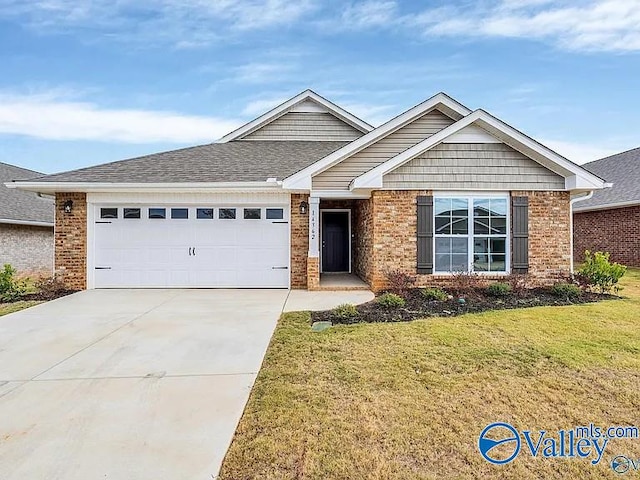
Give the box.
[220,269,640,479]
[0,300,42,316]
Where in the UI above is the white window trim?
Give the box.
[433,192,511,275]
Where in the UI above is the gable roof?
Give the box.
[573,147,640,212]
[217,89,373,142]
[7,141,348,193]
[282,92,472,189]
[0,162,54,226]
[351,109,607,192]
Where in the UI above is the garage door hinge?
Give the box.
[95,267,112,270]
[272,221,289,224]
[272,266,289,270]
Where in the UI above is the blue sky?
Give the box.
[0,0,639,174]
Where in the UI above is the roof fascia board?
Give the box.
[573,199,639,212]
[0,218,54,227]
[217,90,373,143]
[282,93,473,190]
[7,181,285,194]
[351,110,607,191]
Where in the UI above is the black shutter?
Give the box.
[417,195,433,274]
[512,196,529,273]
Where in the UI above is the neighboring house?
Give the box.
[0,162,54,274]
[573,147,640,267]
[6,90,606,291]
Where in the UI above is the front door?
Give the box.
[321,211,349,272]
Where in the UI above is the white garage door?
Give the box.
[92,204,289,288]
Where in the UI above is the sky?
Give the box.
[0,0,639,174]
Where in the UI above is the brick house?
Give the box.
[573,147,640,267]
[0,162,54,274]
[7,90,606,291]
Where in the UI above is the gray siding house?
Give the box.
[0,162,54,274]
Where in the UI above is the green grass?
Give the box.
[0,300,42,316]
[220,270,640,479]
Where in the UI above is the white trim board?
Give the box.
[0,218,54,227]
[351,110,607,192]
[217,89,373,142]
[282,92,473,190]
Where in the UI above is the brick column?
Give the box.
[55,193,87,290]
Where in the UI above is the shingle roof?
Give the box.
[575,147,640,211]
[0,162,54,225]
[20,140,349,184]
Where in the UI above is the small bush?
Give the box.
[422,287,448,301]
[332,303,359,319]
[0,264,28,302]
[487,282,512,297]
[384,270,415,296]
[449,272,483,297]
[376,292,406,308]
[34,274,69,300]
[577,251,627,294]
[505,273,531,297]
[551,282,582,298]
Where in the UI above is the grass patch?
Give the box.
[220,269,640,479]
[0,300,42,316]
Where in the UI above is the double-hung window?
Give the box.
[434,195,509,273]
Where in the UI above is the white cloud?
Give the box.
[232,63,296,84]
[241,96,290,116]
[0,0,318,47]
[415,1,640,52]
[340,1,398,29]
[540,138,623,164]
[340,102,396,126]
[0,91,241,143]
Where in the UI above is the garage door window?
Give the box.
[244,208,261,220]
[197,208,214,219]
[149,208,166,219]
[124,208,141,219]
[100,208,118,219]
[219,208,236,219]
[266,208,284,220]
[171,208,189,219]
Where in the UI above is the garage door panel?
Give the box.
[93,204,289,288]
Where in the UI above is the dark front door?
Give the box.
[321,211,349,272]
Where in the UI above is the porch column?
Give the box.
[307,196,321,290]
[308,196,320,257]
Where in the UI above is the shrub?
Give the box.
[332,303,359,319]
[34,274,69,300]
[422,287,448,301]
[0,264,28,302]
[577,251,627,294]
[487,282,512,297]
[376,292,406,308]
[505,273,531,297]
[384,270,415,296]
[551,282,582,298]
[449,272,483,296]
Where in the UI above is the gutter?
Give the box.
[569,191,594,272]
[0,218,54,227]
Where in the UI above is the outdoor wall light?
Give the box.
[63,200,74,214]
[299,201,308,215]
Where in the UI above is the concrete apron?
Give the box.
[0,289,288,480]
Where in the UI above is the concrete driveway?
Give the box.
[0,289,289,480]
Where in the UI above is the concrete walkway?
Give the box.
[283,289,374,312]
[0,289,288,480]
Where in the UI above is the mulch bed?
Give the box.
[20,289,77,302]
[312,288,616,325]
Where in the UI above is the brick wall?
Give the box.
[55,193,87,290]
[353,198,373,285]
[0,224,54,274]
[574,205,640,267]
[367,190,571,292]
[290,193,309,289]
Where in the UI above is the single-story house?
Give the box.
[6,90,606,291]
[573,147,640,267]
[0,162,54,274]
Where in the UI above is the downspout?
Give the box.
[569,191,594,272]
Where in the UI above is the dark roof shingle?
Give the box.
[576,147,640,211]
[22,140,349,184]
[0,162,54,225]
